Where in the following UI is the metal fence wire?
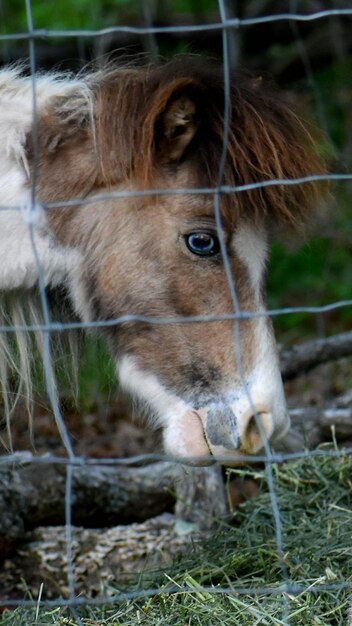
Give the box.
[0,1,352,623]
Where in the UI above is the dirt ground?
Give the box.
[1,358,351,459]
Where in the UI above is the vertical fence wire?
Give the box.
[24,0,78,607]
[216,0,290,617]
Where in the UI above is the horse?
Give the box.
[0,56,325,462]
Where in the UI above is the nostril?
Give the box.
[241,411,273,454]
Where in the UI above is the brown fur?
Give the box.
[29,56,326,226]
[21,56,328,456]
[99,58,326,224]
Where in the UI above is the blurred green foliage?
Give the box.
[269,51,352,339]
[0,0,219,32]
[76,336,117,410]
[1,0,136,32]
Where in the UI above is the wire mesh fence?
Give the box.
[0,2,352,624]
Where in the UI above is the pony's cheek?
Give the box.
[163,410,213,464]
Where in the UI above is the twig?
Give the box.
[280,331,352,380]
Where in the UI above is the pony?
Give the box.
[0,56,325,462]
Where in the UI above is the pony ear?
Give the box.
[134,78,202,187]
[157,93,199,162]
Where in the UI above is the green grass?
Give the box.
[2,451,352,625]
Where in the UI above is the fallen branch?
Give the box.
[280,398,352,452]
[280,331,352,381]
[0,457,227,558]
[292,407,352,433]
[0,459,176,554]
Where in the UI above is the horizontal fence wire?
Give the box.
[1,7,352,41]
[0,1,351,623]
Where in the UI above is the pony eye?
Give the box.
[185,232,220,256]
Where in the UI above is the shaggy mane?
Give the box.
[91,56,327,226]
[23,56,328,228]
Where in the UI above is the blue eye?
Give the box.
[185,232,220,256]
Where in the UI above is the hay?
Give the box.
[2,451,352,625]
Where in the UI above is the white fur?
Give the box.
[119,355,210,458]
[232,222,269,302]
[232,222,289,442]
[0,68,88,422]
[0,206,80,290]
[0,68,90,205]
[0,68,90,291]
[118,354,190,429]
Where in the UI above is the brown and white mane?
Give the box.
[0,57,326,460]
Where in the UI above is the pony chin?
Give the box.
[162,409,213,463]
[118,355,211,461]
